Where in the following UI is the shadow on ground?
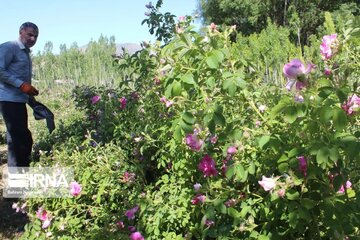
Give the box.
[0,145,29,240]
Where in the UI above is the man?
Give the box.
[0,22,39,168]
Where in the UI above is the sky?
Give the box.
[0,0,200,54]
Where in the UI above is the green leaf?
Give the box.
[173,125,182,142]
[318,86,334,99]
[180,119,193,133]
[270,98,291,119]
[227,208,240,218]
[278,162,289,172]
[207,119,215,133]
[206,54,219,69]
[332,107,348,131]
[206,76,216,88]
[206,50,224,69]
[258,135,271,149]
[225,165,235,179]
[248,161,255,175]
[316,147,330,165]
[284,106,298,123]
[234,75,247,88]
[329,147,339,162]
[287,148,300,158]
[286,189,300,200]
[172,81,182,96]
[288,211,298,228]
[179,33,193,47]
[319,106,333,123]
[181,73,195,85]
[182,112,195,125]
[213,111,226,126]
[222,77,237,96]
[235,164,247,182]
[300,198,316,209]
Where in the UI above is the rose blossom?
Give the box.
[91,95,101,104]
[130,231,145,240]
[70,181,82,197]
[125,205,139,220]
[283,59,315,91]
[258,176,277,191]
[191,194,206,205]
[320,34,338,60]
[342,94,360,116]
[297,156,307,177]
[185,134,204,152]
[198,155,218,177]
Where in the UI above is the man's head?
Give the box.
[19,22,39,49]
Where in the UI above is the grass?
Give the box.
[0,87,77,239]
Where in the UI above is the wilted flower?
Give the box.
[193,183,201,192]
[227,146,237,155]
[125,205,139,220]
[191,194,206,205]
[70,181,82,197]
[294,94,304,103]
[176,25,184,34]
[255,120,261,127]
[165,100,173,108]
[258,176,277,191]
[145,2,152,9]
[185,134,204,152]
[42,218,52,229]
[283,59,315,91]
[210,135,218,144]
[198,155,218,177]
[210,23,217,31]
[320,34,338,60]
[277,189,286,198]
[119,97,127,109]
[123,172,136,183]
[324,68,332,76]
[160,96,173,108]
[224,198,237,207]
[342,94,360,116]
[91,95,101,104]
[205,219,215,227]
[258,105,266,113]
[59,224,65,231]
[130,231,145,240]
[128,226,136,232]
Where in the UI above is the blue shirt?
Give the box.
[0,40,32,102]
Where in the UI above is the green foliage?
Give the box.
[141,0,177,44]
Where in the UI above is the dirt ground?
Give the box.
[0,144,28,240]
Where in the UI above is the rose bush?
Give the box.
[18,13,360,240]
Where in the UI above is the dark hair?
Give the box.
[19,22,38,33]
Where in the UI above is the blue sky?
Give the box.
[0,0,200,54]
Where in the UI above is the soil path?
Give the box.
[0,144,28,240]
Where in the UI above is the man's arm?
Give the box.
[0,42,24,88]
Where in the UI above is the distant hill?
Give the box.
[80,43,142,57]
[115,43,142,56]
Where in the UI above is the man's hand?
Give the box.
[20,82,39,96]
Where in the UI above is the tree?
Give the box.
[198,0,359,46]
